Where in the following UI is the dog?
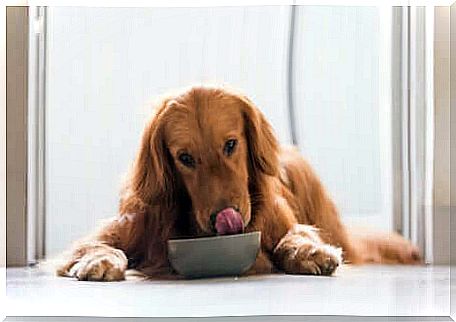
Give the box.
[57,86,421,281]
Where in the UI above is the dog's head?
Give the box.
[120,86,279,237]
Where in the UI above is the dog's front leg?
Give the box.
[57,242,128,282]
[273,224,342,276]
[56,213,144,281]
[244,250,275,275]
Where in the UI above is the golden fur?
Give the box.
[57,86,421,281]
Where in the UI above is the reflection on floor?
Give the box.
[5,264,451,318]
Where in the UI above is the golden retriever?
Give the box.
[57,86,421,281]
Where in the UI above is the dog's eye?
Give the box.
[223,139,237,156]
[178,153,195,168]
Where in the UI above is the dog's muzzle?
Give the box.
[210,207,244,235]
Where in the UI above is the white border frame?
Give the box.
[424,5,435,264]
[27,6,46,264]
[409,6,435,263]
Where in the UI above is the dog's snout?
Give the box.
[210,206,244,235]
[209,205,239,229]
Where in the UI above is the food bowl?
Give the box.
[167,231,261,279]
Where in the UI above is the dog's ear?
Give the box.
[119,99,176,215]
[239,95,280,177]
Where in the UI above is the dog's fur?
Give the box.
[57,86,421,281]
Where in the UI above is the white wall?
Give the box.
[6,7,28,266]
[44,6,391,257]
[432,7,450,264]
[450,3,456,267]
[293,6,392,231]
[45,6,291,256]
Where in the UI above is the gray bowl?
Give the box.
[167,231,261,279]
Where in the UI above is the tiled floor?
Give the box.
[5,265,452,319]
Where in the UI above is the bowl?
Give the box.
[167,231,261,279]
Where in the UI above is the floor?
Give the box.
[5,265,453,319]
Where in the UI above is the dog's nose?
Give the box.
[210,207,244,235]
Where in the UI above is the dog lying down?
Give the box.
[57,86,422,281]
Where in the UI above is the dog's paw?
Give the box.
[383,240,423,265]
[285,243,342,276]
[70,249,127,282]
[403,245,422,264]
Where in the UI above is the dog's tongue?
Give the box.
[214,208,244,235]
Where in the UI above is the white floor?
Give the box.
[5,264,452,319]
